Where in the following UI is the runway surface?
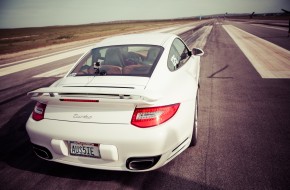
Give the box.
[0,19,290,190]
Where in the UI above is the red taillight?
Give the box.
[32,102,47,121]
[131,103,180,128]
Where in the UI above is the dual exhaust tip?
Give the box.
[126,156,161,171]
[31,143,160,171]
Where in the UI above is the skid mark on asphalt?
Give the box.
[223,25,290,79]
[192,26,213,49]
[207,65,233,79]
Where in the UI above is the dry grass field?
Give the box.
[0,20,193,56]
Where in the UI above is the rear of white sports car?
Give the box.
[26,33,200,171]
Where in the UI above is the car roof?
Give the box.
[95,33,177,47]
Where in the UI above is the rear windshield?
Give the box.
[69,45,163,77]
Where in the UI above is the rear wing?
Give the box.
[27,87,160,105]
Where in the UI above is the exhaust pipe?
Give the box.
[128,158,155,170]
[32,144,53,160]
[126,156,161,170]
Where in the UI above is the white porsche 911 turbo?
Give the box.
[26,33,204,171]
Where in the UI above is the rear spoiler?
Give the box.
[27,87,160,105]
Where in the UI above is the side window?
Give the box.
[167,38,190,71]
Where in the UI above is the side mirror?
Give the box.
[180,52,187,61]
[192,48,204,56]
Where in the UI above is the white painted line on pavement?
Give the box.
[150,26,180,33]
[33,64,73,78]
[0,47,90,77]
[0,43,94,69]
[223,25,290,79]
[251,24,288,31]
[171,26,195,35]
[150,21,210,35]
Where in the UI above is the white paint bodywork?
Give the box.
[26,33,201,171]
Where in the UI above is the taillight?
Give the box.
[131,103,180,128]
[32,102,47,121]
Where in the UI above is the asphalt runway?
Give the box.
[0,19,290,190]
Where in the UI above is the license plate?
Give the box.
[69,141,100,158]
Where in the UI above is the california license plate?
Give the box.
[69,141,100,158]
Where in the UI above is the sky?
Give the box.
[0,0,289,28]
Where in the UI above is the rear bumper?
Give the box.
[26,101,194,171]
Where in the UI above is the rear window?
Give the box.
[69,45,163,77]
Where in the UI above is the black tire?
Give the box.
[189,91,198,147]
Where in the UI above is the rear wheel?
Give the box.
[189,90,198,147]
